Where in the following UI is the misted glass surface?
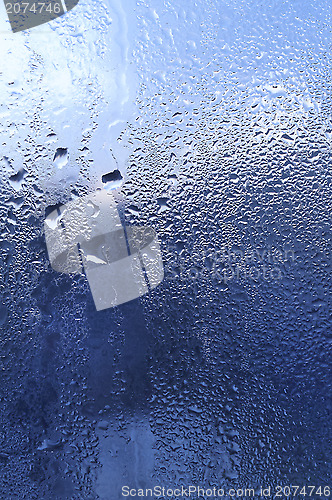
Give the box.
[0,0,331,498]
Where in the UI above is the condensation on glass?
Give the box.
[0,0,331,498]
